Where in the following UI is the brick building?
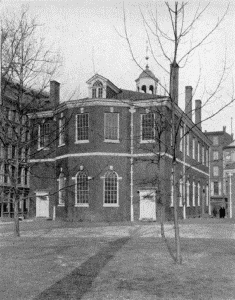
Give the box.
[30,67,211,222]
[223,140,235,218]
[205,128,233,216]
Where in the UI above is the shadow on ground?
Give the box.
[34,237,130,300]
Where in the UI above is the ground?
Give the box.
[1,218,235,299]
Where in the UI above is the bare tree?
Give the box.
[122,2,231,264]
[0,8,61,237]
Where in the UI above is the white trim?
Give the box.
[58,143,65,148]
[192,182,196,207]
[75,140,89,144]
[75,204,89,207]
[29,151,209,176]
[104,139,120,143]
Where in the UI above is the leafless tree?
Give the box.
[0,8,61,237]
[122,2,231,264]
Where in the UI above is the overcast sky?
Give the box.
[3,0,235,134]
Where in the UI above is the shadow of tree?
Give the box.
[34,237,130,300]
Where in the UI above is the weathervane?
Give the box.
[145,40,149,69]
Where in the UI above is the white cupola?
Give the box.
[135,65,159,95]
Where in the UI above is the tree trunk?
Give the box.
[14,197,20,237]
[172,161,182,264]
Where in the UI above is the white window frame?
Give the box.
[198,182,200,206]
[192,138,195,159]
[213,136,219,145]
[104,112,120,143]
[73,170,91,207]
[213,166,219,177]
[57,172,66,206]
[38,122,50,151]
[186,180,190,207]
[198,141,200,162]
[192,181,195,207]
[59,114,65,147]
[140,113,155,143]
[75,113,89,144]
[202,146,205,165]
[101,169,122,207]
[206,148,209,166]
[213,151,219,161]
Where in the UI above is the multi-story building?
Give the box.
[205,128,233,216]
[29,66,211,222]
[223,140,235,218]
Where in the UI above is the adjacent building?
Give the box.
[29,66,211,222]
[205,127,233,216]
[223,140,235,218]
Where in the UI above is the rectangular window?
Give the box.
[4,164,9,184]
[213,136,219,145]
[141,113,155,142]
[179,126,183,152]
[98,87,103,98]
[92,88,96,98]
[76,113,89,142]
[24,168,28,186]
[192,138,195,159]
[198,183,200,206]
[202,146,205,165]
[104,113,119,141]
[213,166,219,177]
[192,182,195,206]
[213,151,219,161]
[214,181,219,195]
[38,122,50,149]
[59,115,65,146]
[198,142,200,162]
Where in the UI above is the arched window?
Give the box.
[149,85,154,94]
[102,169,121,206]
[92,80,103,98]
[141,85,146,93]
[58,172,66,206]
[76,170,89,205]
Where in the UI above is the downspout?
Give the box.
[208,148,211,215]
[183,124,186,219]
[129,106,136,222]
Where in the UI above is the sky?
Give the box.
[2,0,235,134]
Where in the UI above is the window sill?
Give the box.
[58,204,65,207]
[58,143,65,148]
[103,204,119,207]
[37,147,50,151]
[140,140,155,144]
[75,140,89,144]
[75,204,89,207]
[104,139,120,143]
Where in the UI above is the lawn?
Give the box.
[1,224,235,299]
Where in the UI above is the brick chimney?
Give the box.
[195,100,202,130]
[223,126,226,132]
[50,80,60,108]
[170,63,179,105]
[185,86,193,119]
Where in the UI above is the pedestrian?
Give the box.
[212,206,217,218]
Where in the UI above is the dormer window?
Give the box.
[92,80,103,98]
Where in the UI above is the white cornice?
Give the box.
[30,151,209,176]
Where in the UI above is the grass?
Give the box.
[1,223,235,299]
